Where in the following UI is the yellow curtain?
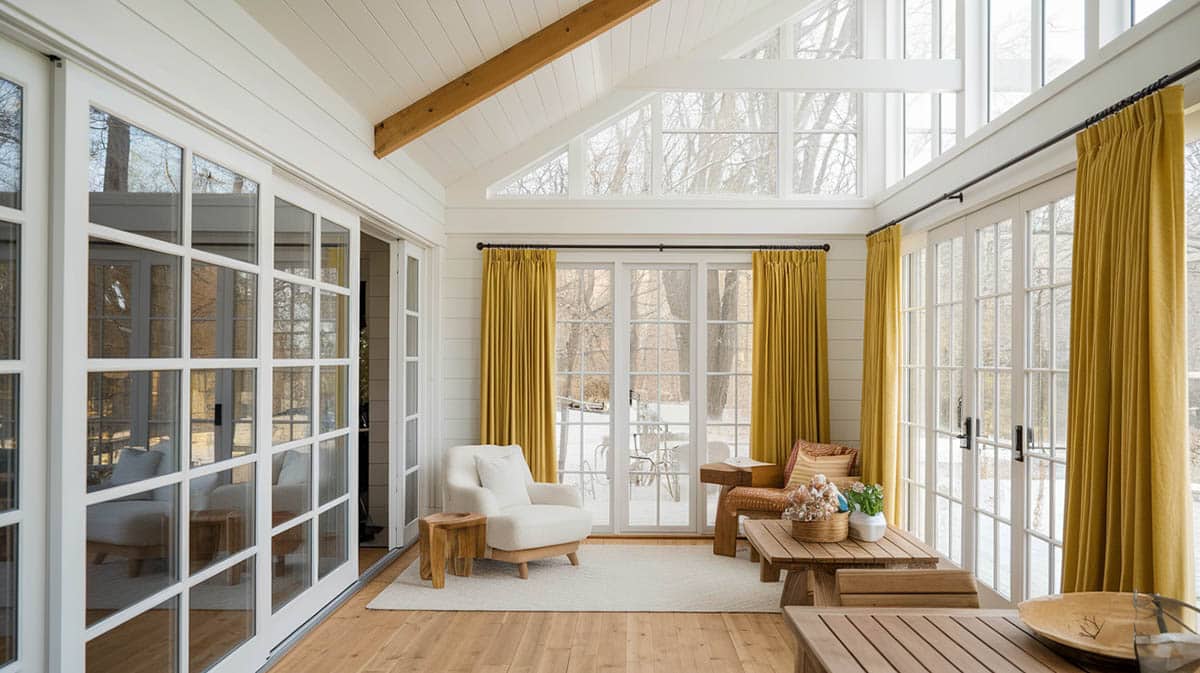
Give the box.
[860,227,901,524]
[751,250,831,467]
[479,248,558,482]
[1062,86,1193,601]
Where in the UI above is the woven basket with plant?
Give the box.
[783,473,849,543]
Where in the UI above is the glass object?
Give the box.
[274,198,312,277]
[86,597,177,673]
[271,446,311,521]
[0,525,14,665]
[793,0,858,59]
[494,150,567,196]
[318,502,348,579]
[189,558,254,673]
[86,370,179,492]
[0,375,15,512]
[406,256,419,311]
[189,465,253,573]
[85,484,178,625]
[319,436,348,505]
[1043,0,1084,83]
[190,368,254,467]
[271,367,311,445]
[320,291,347,358]
[0,222,17,360]
[0,79,20,210]
[319,365,347,433]
[191,262,256,359]
[585,105,651,196]
[989,0,1033,119]
[88,108,182,242]
[88,239,181,358]
[271,520,310,613]
[191,155,258,264]
[1132,593,1200,672]
[321,219,349,286]
[273,280,312,359]
[663,134,777,195]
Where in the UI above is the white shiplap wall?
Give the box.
[436,233,867,509]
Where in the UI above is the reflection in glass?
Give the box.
[271,367,311,445]
[274,198,312,278]
[0,79,20,210]
[0,525,14,665]
[406,364,417,416]
[190,369,255,467]
[86,597,177,673]
[0,376,15,512]
[407,256,419,310]
[85,484,178,625]
[318,502,348,578]
[405,418,418,469]
[88,238,180,358]
[320,366,347,433]
[793,0,858,58]
[191,262,256,359]
[405,470,419,526]
[273,280,312,359]
[192,155,258,264]
[989,0,1033,119]
[319,436,348,506]
[190,558,254,673]
[0,222,18,359]
[272,447,311,521]
[585,105,651,196]
[321,219,349,286]
[86,370,179,492]
[320,291,347,358]
[272,521,310,613]
[190,465,253,574]
[88,108,182,242]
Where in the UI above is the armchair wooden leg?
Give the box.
[713,486,738,557]
[567,552,579,566]
[517,562,529,579]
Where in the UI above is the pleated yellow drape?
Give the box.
[751,250,831,467]
[860,227,901,525]
[1062,86,1193,601]
[479,248,558,482]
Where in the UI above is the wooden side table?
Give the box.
[418,512,487,589]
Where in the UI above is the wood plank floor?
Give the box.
[271,538,798,673]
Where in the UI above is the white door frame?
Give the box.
[393,241,426,548]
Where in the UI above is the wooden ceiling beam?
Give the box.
[373,0,658,158]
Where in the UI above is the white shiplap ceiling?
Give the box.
[237,0,771,187]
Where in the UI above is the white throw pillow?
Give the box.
[475,453,532,510]
[111,448,162,487]
[277,450,310,486]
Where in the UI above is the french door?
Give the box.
[911,172,1075,604]
[556,256,752,534]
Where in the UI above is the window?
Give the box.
[900,249,927,538]
[794,0,859,59]
[0,78,20,210]
[902,0,958,176]
[794,92,859,195]
[738,28,781,59]
[494,149,568,197]
[662,91,778,195]
[585,105,651,196]
[88,109,182,243]
[1184,138,1199,600]
[192,156,257,264]
[1043,0,1085,83]
[704,267,752,526]
[989,0,1033,120]
[1134,0,1171,23]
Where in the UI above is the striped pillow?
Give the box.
[785,438,859,475]
[785,451,857,491]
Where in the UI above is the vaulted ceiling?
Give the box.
[238,0,772,187]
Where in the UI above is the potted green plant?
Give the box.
[845,482,886,542]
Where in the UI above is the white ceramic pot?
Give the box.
[848,511,887,542]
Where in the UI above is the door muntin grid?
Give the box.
[933,235,965,564]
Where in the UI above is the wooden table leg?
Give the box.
[780,568,811,607]
[760,557,781,582]
[429,527,447,588]
[810,568,840,606]
[750,547,760,563]
[418,519,432,581]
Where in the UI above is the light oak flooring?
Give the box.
[271,538,798,673]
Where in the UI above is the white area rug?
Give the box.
[367,544,779,612]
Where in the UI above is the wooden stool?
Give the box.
[418,512,487,589]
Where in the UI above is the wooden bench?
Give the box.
[834,568,980,608]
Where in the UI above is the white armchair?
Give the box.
[443,444,592,578]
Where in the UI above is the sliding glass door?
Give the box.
[905,172,1075,604]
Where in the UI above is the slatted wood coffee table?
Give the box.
[784,607,1132,673]
[743,520,939,607]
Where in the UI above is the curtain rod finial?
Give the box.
[476,242,485,250]
[822,244,831,252]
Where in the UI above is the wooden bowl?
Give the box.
[1017,592,1138,661]
[790,511,849,543]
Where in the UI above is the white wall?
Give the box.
[437,232,867,512]
[0,0,446,243]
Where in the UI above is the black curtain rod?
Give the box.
[866,55,1200,239]
[476,242,831,251]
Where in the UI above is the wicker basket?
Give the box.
[790,511,849,543]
